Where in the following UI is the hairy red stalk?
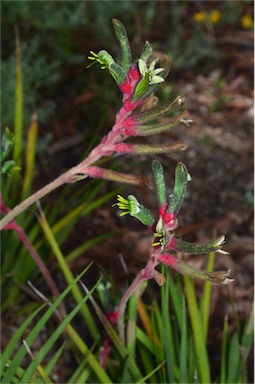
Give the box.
[0,96,140,231]
[117,249,160,344]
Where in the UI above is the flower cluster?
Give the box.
[114,160,233,285]
[83,19,187,187]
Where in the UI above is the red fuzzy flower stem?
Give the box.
[158,253,178,269]
[117,250,160,344]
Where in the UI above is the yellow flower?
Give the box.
[209,10,221,24]
[194,11,206,23]
[241,14,254,29]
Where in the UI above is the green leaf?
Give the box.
[1,127,15,162]
[1,160,21,176]
[133,76,149,99]
[13,28,23,167]
[200,252,215,340]
[227,333,241,383]
[161,272,175,383]
[152,160,166,207]
[20,278,107,384]
[2,268,88,383]
[167,162,190,215]
[180,295,188,383]
[1,305,45,376]
[38,209,98,338]
[80,281,143,382]
[112,18,132,73]
[44,344,65,376]
[220,316,228,384]
[183,276,211,383]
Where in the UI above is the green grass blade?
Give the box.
[135,360,166,384]
[136,327,155,354]
[21,278,111,384]
[22,115,38,198]
[80,281,143,382]
[240,301,254,363]
[66,231,116,262]
[64,321,112,381]
[220,315,228,384]
[179,294,188,383]
[200,252,215,340]
[73,367,90,384]
[6,27,24,204]
[44,344,65,376]
[52,188,121,236]
[1,305,45,376]
[38,208,98,338]
[127,293,138,356]
[161,272,175,383]
[13,27,23,167]
[2,267,88,383]
[227,332,241,383]
[167,271,182,330]
[68,357,90,384]
[184,276,211,383]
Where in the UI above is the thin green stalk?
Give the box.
[220,315,228,384]
[22,113,38,198]
[184,276,211,383]
[13,27,23,167]
[161,272,175,383]
[7,26,24,204]
[200,252,215,340]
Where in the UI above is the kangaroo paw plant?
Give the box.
[1,19,234,348]
[0,19,187,230]
[114,160,233,343]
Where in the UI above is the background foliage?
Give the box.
[1,1,253,383]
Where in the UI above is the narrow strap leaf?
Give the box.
[112,18,132,73]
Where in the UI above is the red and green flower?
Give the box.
[114,160,233,285]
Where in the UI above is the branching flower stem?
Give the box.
[0,106,133,231]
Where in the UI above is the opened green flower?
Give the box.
[138,59,165,85]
